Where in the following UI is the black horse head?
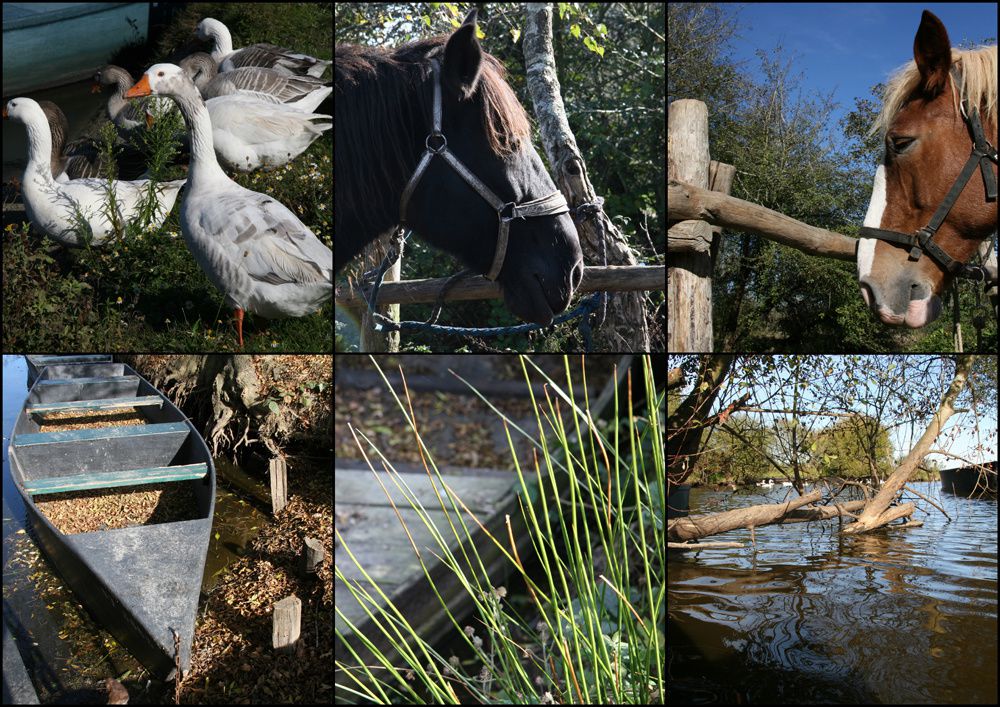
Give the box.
[336,9,583,325]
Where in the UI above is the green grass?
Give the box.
[335,356,665,704]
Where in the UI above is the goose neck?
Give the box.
[208,22,234,61]
[178,93,228,183]
[21,113,56,188]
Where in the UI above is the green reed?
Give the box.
[335,356,664,704]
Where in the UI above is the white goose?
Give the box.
[104,59,328,172]
[196,18,331,78]
[3,97,185,247]
[201,92,330,172]
[180,52,332,114]
[125,64,332,346]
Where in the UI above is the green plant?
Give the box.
[335,355,664,704]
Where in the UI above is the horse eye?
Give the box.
[889,136,916,153]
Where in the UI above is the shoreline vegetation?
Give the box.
[688,468,942,490]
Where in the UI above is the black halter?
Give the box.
[859,69,998,280]
[399,58,570,281]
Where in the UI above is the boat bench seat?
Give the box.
[27,395,164,416]
[13,422,198,477]
[22,463,210,495]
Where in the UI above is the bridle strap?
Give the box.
[859,143,995,274]
[489,190,571,280]
[859,68,998,280]
[399,58,570,281]
[967,107,999,198]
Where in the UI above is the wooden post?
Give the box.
[302,537,324,575]
[668,99,714,351]
[359,234,401,352]
[272,595,301,653]
[270,457,288,514]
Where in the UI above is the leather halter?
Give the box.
[859,69,998,280]
[399,59,570,281]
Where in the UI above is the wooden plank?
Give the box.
[26,355,112,367]
[335,369,586,399]
[12,424,190,477]
[335,465,524,699]
[32,376,141,403]
[336,505,488,585]
[335,467,515,510]
[36,375,138,388]
[340,461,520,479]
[335,577,403,637]
[338,506,456,583]
[13,422,186,446]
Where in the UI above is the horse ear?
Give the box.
[442,19,484,101]
[912,10,952,97]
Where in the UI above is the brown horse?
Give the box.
[857,10,997,328]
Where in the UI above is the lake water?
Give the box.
[667,482,998,703]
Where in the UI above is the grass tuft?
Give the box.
[335,355,664,704]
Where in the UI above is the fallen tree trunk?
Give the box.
[665,494,915,545]
[668,490,822,542]
[784,499,866,522]
[843,355,975,534]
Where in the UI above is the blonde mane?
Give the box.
[869,44,997,139]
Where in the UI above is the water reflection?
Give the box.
[668,483,998,703]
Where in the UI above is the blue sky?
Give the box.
[719,3,997,134]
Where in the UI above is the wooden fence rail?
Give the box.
[668,180,857,261]
[336,264,665,308]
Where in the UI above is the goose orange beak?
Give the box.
[124,75,151,99]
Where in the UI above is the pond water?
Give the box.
[668,482,998,703]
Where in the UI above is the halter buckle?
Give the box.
[499,202,520,222]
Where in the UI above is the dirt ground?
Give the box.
[334,356,621,473]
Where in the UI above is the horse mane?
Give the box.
[335,37,532,232]
[869,44,997,139]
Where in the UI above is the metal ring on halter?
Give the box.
[425,132,447,154]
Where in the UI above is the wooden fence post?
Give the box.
[668,99,714,352]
